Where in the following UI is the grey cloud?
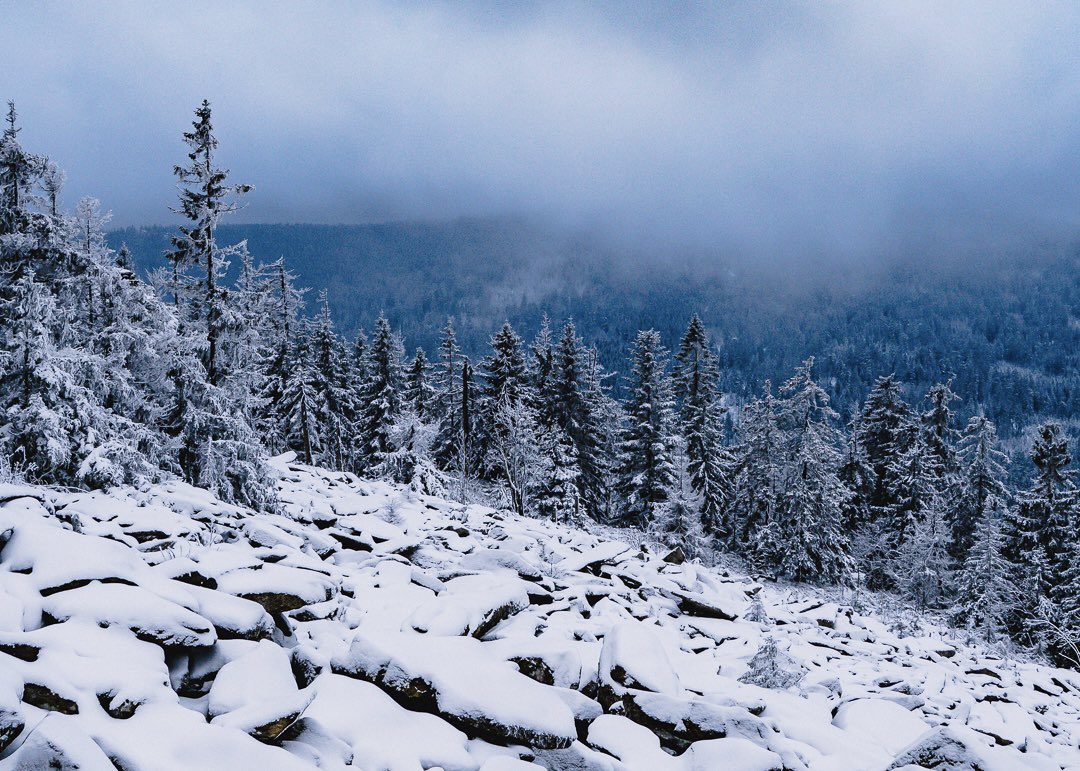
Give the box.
[4,1,1080,262]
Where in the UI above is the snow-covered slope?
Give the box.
[0,456,1078,770]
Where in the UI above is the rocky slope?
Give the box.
[0,455,1078,770]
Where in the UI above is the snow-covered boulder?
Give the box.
[405,570,530,637]
[214,563,336,614]
[620,691,775,753]
[598,622,680,705]
[332,628,578,749]
[0,713,114,770]
[41,582,216,647]
[303,674,476,770]
[832,698,928,755]
[208,640,313,741]
[886,725,1035,771]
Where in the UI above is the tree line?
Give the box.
[3,102,1079,667]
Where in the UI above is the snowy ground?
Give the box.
[0,455,1078,770]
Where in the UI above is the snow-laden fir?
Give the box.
[0,456,1077,770]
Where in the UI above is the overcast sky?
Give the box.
[5,1,1080,261]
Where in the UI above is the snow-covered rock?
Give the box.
[208,640,313,741]
[0,460,1078,769]
[332,627,578,749]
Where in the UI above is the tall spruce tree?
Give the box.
[616,330,678,529]
[1005,422,1078,649]
[358,313,403,470]
[773,358,852,583]
[954,496,1014,643]
[951,416,1010,564]
[478,322,531,475]
[166,100,252,387]
[672,314,730,536]
[551,321,611,520]
[857,375,915,517]
[730,382,783,556]
[405,348,435,419]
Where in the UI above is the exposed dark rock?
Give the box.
[23,682,79,715]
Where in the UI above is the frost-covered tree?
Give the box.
[449,357,479,502]
[310,293,359,471]
[953,496,1014,643]
[1005,422,1078,648]
[478,321,531,476]
[616,330,678,529]
[730,382,783,555]
[529,314,556,427]
[405,347,435,419]
[255,258,307,452]
[358,313,403,470]
[738,637,805,689]
[839,413,876,531]
[892,494,952,611]
[773,358,852,583]
[432,317,463,467]
[651,441,708,561]
[857,375,915,518]
[279,330,322,465]
[0,101,48,240]
[375,406,445,497]
[535,426,581,524]
[951,415,1009,564]
[156,102,274,508]
[550,321,612,520]
[487,393,544,515]
[166,100,252,387]
[672,315,730,537]
[921,381,961,486]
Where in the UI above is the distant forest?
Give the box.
[110,221,1080,462]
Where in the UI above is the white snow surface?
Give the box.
[0,457,1077,769]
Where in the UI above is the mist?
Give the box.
[5,1,1080,264]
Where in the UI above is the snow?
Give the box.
[208,640,313,739]
[0,461,1079,769]
[405,570,530,636]
[599,621,681,695]
[304,674,475,771]
[831,698,928,755]
[41,583,216,647]
[333,627,578,749]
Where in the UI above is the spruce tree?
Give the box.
[478,321,531,475]
[311,293,359,470]
[672,314,730,537]
[536,427,582,524]
[358,313,403,471]
[616,330,678,529]
[921,381,961,486]
[432,317,463,468]
[651,441,708,561]
[529,314,556,428]
[1005,422,1078,649]
[405,347,435,419]
[773,358,852,583]
[839,413,876,531]
[951,416,1010,564]
[166,100,252,386]
[279,330,322,465]
[857,375,915,517]
[953,496,1014,643]
[255,258,306,453]
[551,321,611,520]
[730,382,782,555]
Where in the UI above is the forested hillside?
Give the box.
[110,222,1080,447]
